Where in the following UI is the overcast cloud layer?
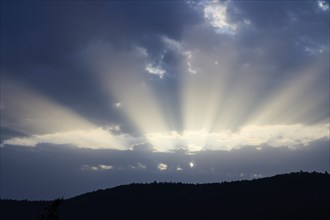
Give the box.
[1,0,329,199]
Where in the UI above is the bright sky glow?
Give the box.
[2,2,327,152]
[2,36,329,152]
[3,124,328,152]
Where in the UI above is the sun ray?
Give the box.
[1,79,95,135]
[247,61,328,126]
[88,46,175,149]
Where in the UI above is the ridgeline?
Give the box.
[1,171,329,220]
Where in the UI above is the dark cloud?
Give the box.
[1,139,328,200]
[1,0,199,74]
[0,0,199,128]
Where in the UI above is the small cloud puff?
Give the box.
[203,2,237,35]
[317,1,329,11]
[145,63,166,78]
[158,163,168,171]
[114,102,122,108]
[81,164,113,171]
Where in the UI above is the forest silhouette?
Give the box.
[1,171,329,220]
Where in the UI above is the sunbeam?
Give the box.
[1,79,94,135]
[1,0,328,154]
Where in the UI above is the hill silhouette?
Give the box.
[1,172,329,220]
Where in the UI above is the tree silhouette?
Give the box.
[2,172,329,220]
[39,198,63,220]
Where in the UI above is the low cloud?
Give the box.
[1,140,328,199]
[1,127,140,150]
[81,164,113,171]
[2,124,328,153]
[145,123,329,152]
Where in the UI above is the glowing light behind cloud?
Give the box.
[58,23,328,152]
[2,127,137,150]
[3,123,328,152]
[1,2,329,154]
[144,124,329,152]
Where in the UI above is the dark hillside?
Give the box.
[0,200,50,220]
[1,172,329,220]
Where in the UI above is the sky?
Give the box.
[0,0,329,200]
